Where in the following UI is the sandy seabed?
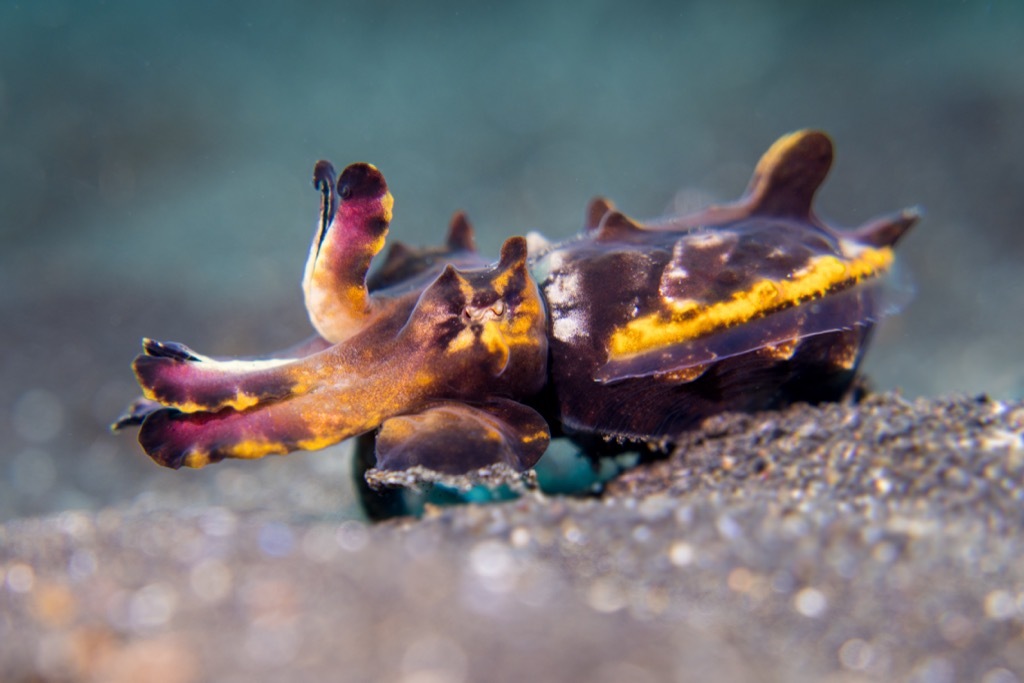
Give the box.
[3,394,1023,682]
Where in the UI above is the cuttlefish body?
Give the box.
[116,130,917,495]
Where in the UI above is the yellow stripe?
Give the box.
[607,246,894,359]
[141,387,263,414]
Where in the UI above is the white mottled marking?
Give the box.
[544,270,581,309]
[552,312,584,342]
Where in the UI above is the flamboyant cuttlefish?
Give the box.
[115,131,917,511]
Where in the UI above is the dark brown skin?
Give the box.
[536,131,916,444]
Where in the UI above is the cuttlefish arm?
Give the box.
[136,332,425,469]
[303,161,397,343]
[110,335,335,431]
[133,237,548,471]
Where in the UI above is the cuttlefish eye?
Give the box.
[337,162,388,202]
[462,297,507,322]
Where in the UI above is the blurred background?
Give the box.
[2,0,1022,521]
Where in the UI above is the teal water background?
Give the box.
[2,0,1022,519]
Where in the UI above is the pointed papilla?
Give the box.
[446,211,478,252]
[584,197,615,231]
[595,210,645,242]
[850,207,921,248]
[498,236,529,270]
[742,130,833,220]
